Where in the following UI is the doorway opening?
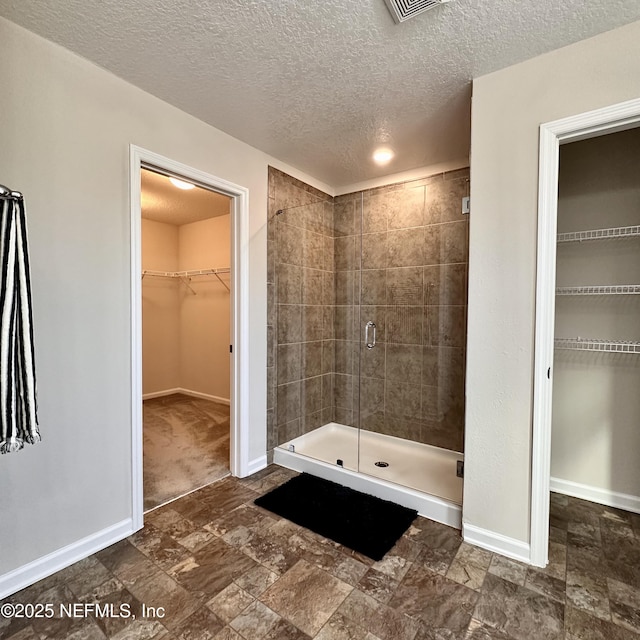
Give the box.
[130,146,251,531]
[531,98,640,567]
[141,167,232,510]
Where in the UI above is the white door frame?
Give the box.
[530,98,640,567]
[129,145,251,530]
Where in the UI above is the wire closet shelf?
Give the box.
[555,338,640,354]
[557,225,640,243]
[556,284,640,296]
[555,223,640,355]
[142,268,230,292]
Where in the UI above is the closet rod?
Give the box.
[0,184,23,199]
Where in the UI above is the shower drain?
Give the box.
[374,461,389,468]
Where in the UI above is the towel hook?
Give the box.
[0,184,23,199]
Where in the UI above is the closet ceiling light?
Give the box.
[373,148,394,165]
[169,177,195,190]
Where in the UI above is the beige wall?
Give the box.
[179,216,231,401]
[0,16,331,581]
[142,215,231,401]
[552,130,640,498]
[466,20,640,544]
[142,219,180,394]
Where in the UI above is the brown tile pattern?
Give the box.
[268,167,334,453]
[352,173,469,451]
[261,560,352,636]
[268,167,470,458]
[3,470,639,640]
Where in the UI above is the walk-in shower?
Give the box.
[267,167,469,528]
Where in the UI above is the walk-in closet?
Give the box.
[141,168,232,510]
[551,127,640,516]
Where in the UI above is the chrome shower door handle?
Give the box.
[365,321,377,349]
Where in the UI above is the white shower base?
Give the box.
[274,422,463,529]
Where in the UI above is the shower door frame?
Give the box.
[129,145,251,531]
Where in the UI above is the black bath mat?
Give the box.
[254,473,417,561]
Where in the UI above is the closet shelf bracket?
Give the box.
[213,272,230,292]
[179,276,196,295]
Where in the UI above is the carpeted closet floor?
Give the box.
[143,393,230,511]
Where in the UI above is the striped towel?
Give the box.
[0,196,39,454]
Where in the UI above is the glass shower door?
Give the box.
[272,198,360,471]
[331,194,363,471]
[356,178,467,503]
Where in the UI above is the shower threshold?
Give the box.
[274,422,463,529]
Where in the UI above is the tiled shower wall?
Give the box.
[336,169,469,453]
[267,167,469,461]
[267,168,334,460]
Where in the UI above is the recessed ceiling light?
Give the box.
[169,177,195,190]
[373,148,394,165]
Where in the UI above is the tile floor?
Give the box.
[1,467,639,639]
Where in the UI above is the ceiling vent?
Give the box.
[383,0,451,23]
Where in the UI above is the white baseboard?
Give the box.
[179,388,230,406]
[0,518,135,600]
[245,455,268,477]
[142,387,230,405]
[463,522,530,564]
[550,477,640,515]
[142,387,181,400]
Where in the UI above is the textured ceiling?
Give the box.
[2,1,640,187]
[141,169,231,225]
